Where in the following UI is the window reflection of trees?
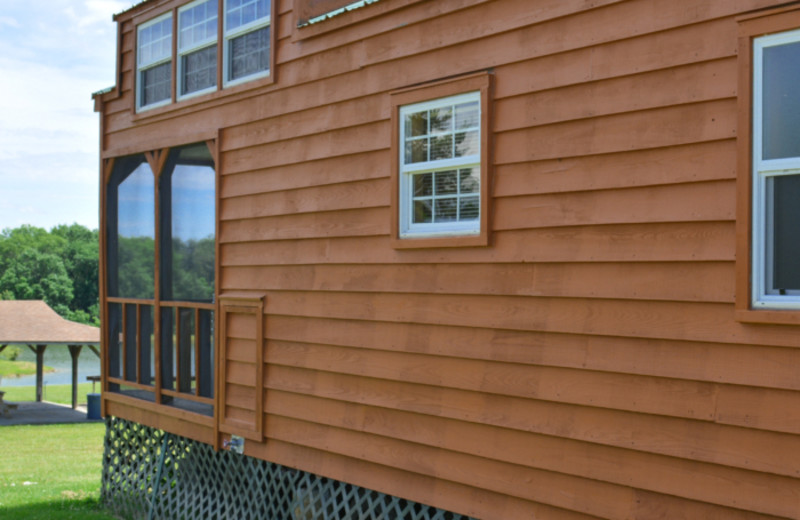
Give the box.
[404,102,479,164]
[160,144,216,303]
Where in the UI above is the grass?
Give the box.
[0,383,97,406]
[0,360,53,378]
[0,423,118,519]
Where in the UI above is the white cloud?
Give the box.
[0,0,128,230]
[0,16,20,28]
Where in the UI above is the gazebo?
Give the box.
[0,300,100,409]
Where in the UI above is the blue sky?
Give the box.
[0,0,132,232]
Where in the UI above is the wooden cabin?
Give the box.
[94,0,800,518]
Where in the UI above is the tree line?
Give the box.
[115,235,215,302]
[0,224,99,325]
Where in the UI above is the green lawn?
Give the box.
[0,360,51,378]
[1,383,96,406]
[0,423,119,519]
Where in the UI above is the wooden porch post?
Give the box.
[68,345,83,410]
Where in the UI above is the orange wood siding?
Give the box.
[97,0,800,518]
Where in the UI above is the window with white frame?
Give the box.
[752,29,800,309]
[398,92,481,238]
[137,13,173,110]
[178,0,218,99]
[224,0,271,86]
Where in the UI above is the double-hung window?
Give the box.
[224,0,271,86]
[399,93,481,237]
[751,29,800,309]
[137,13,173,111]
[178,0,218,99]
[391,72,491,247]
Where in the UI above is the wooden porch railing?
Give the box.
[106,297,215,413]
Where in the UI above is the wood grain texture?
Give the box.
[265,316,800,391]
[266,391,800,518]
[222,261,734,302]
[220,221,736,261]
[266,365,800,480]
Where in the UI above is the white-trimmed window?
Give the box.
[752,28,800,309]
[398,92,481,238]
[178,0,218,99]
[224,0,271,86]
[137,12,173,111]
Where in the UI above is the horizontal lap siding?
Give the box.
[101,0,800,518]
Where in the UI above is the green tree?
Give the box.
[0,248,74,309]
[117,236,155,299]
[0,223,99,325]
[52,224,99,317]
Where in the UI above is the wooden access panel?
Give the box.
[218,294,265,442]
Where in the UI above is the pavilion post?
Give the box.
[34,344,47,402]
[68,345,83,410]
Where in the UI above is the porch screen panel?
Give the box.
[106,155,156,396]
[107,156,155,300]
[105,143,215,413]
[157,143,216,412]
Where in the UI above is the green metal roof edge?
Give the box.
[298,0,382,27]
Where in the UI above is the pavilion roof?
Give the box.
[0,301,99,345]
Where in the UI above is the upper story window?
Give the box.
[178,0,218,100]
[224,0,271,86]
[134,0,273,113]
[137,13,173,111]
[751,28,800,310]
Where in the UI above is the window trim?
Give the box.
[136,11,174,112]
[390,72,492,249]
[177,0,219,101]
[736,5,800,325]
[751,29,800,310]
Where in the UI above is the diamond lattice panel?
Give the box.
[102,417,476,520]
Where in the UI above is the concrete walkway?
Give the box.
[0,401,101,426]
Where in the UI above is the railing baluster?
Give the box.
[136,304,142,384]
[195,307,201,397]
[175,307,182,393]
[121,303,128,383]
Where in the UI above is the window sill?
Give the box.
[735,308,800,325]
[132,72,276,123]
[392,232,489,249]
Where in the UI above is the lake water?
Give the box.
[0,345,101,387]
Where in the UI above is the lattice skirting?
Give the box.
[102,417,476,520]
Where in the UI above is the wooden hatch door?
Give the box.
[217,294,265,442]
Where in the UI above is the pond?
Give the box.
[0,345,101,387]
